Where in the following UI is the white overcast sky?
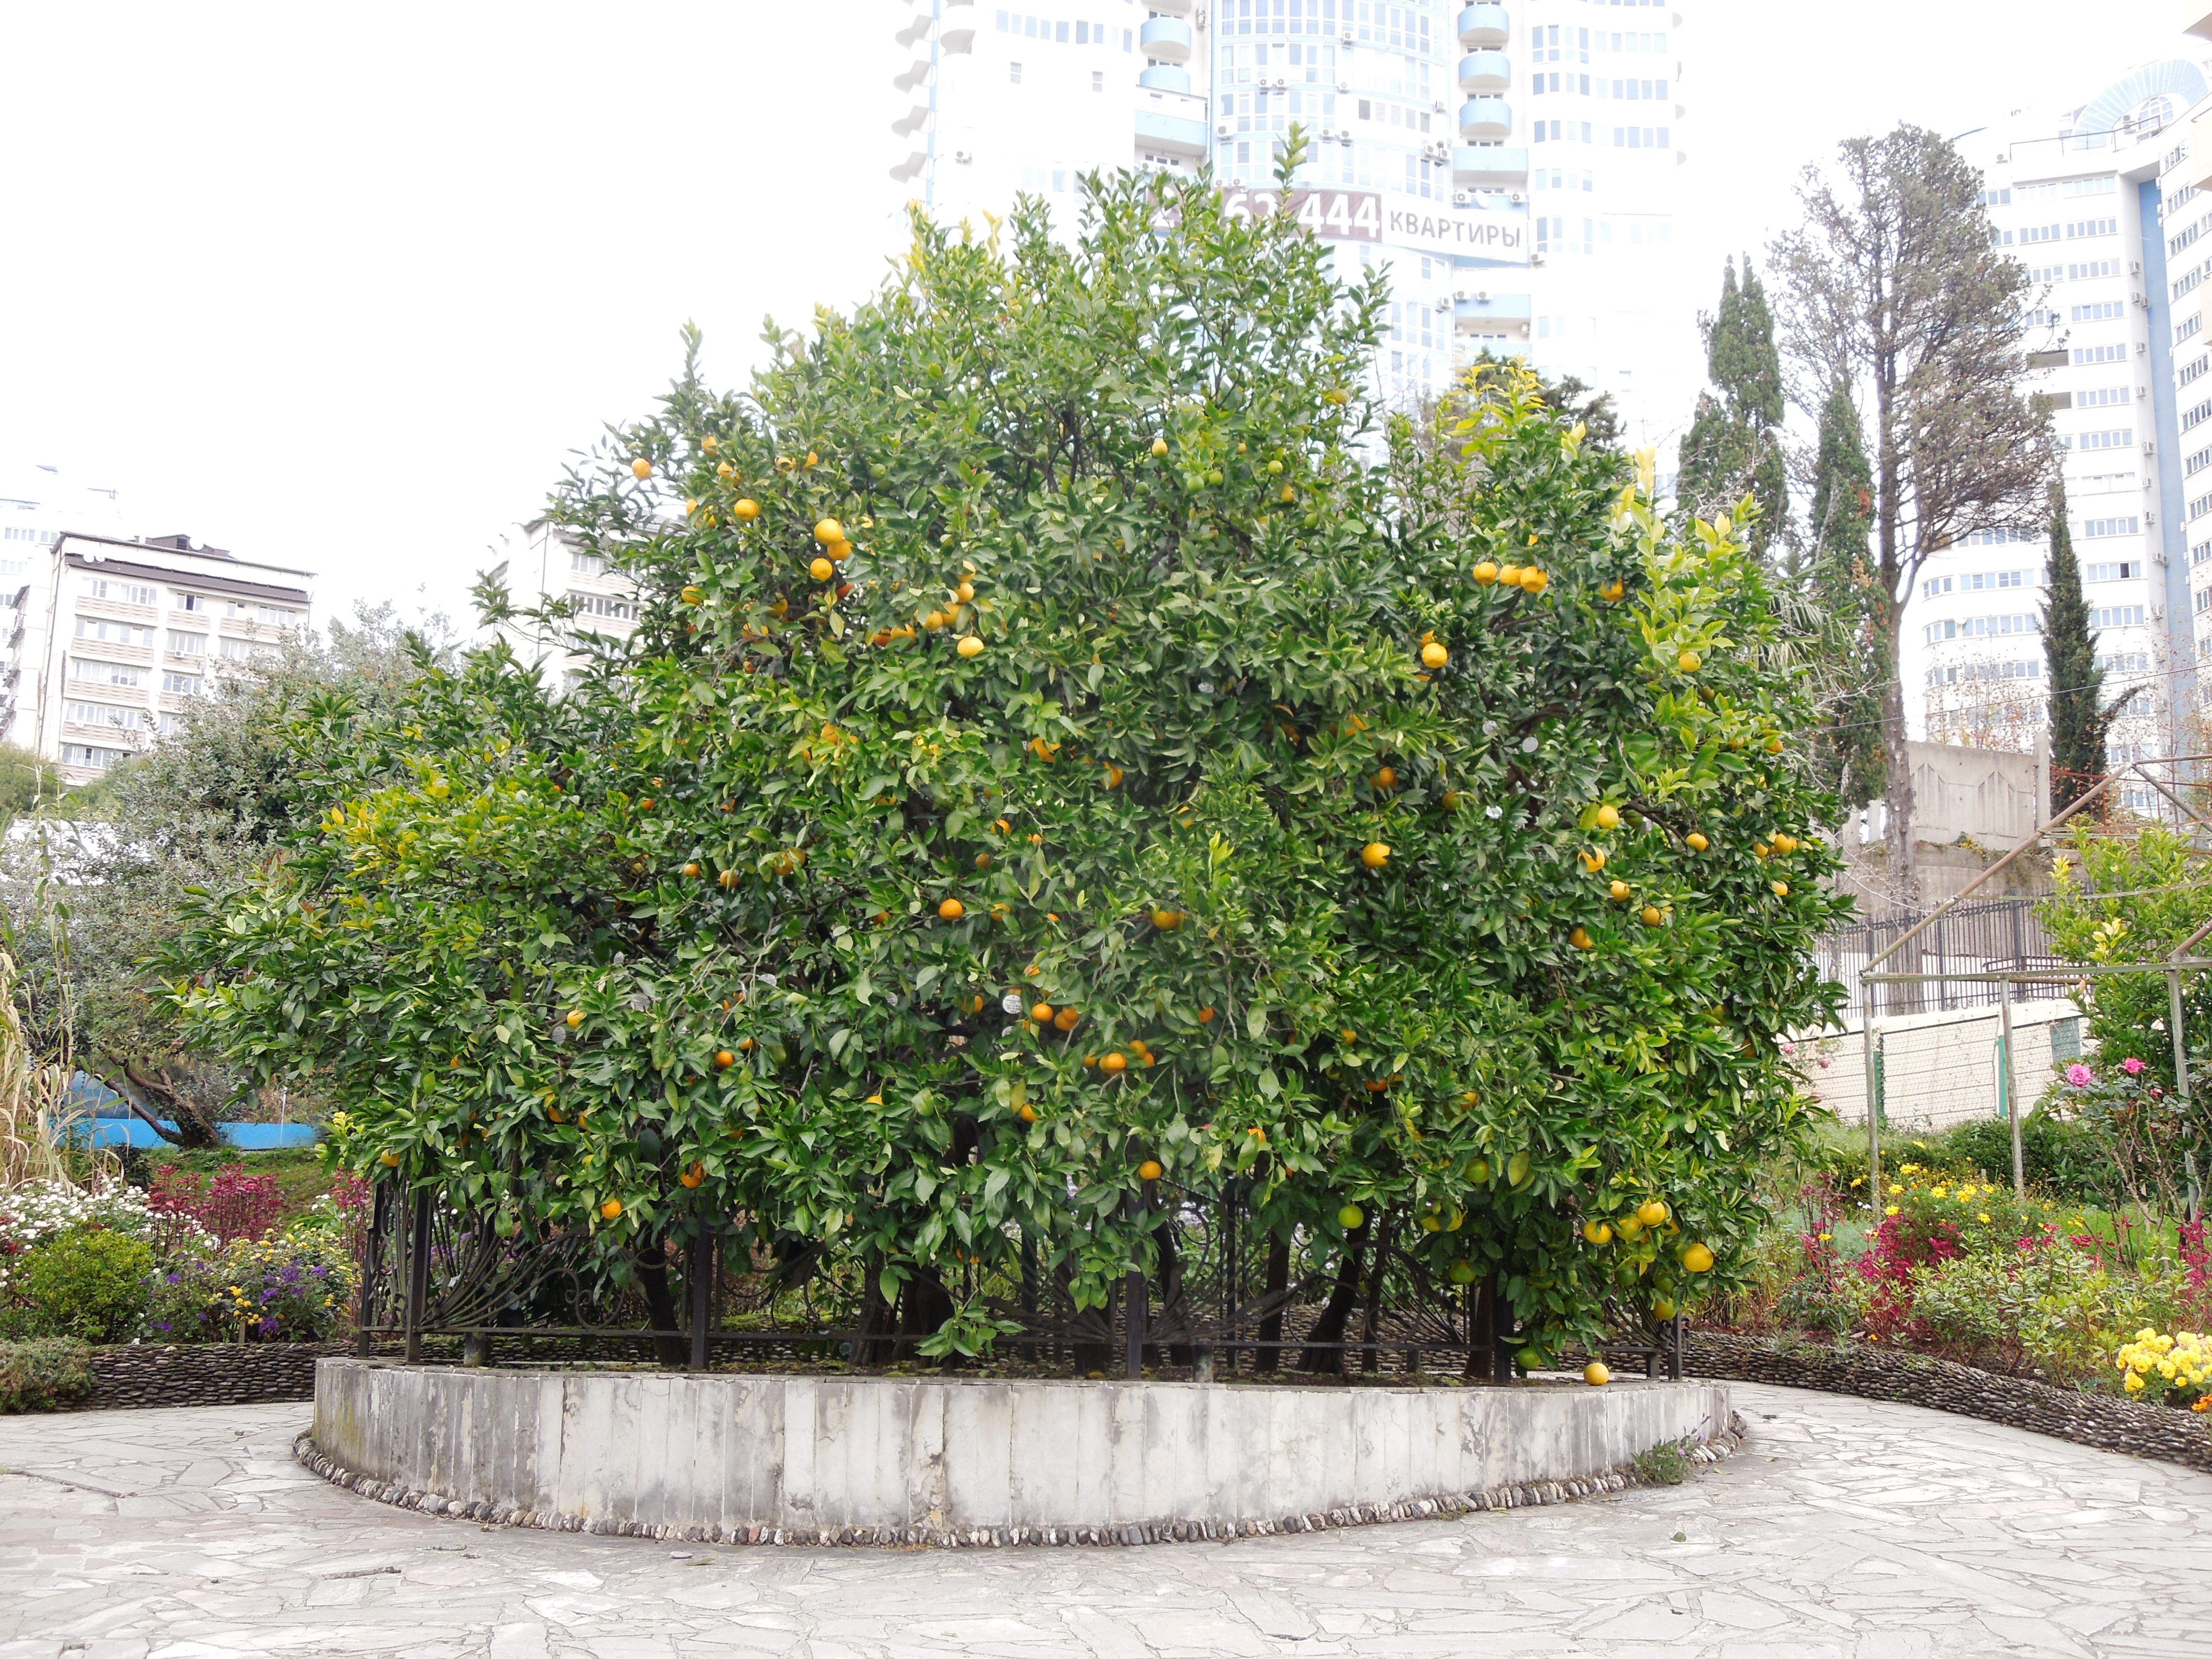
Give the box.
[0,2,2187,629]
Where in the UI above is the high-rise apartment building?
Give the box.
[485,516,639,693]
[1921,54,2208,806]
[890,1,1691,447]
[3,531,315,782]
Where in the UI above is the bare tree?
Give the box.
[1771,125,2055,898]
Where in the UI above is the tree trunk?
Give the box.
[635,1236,689,1368]
[1254,1236,1292,1374]
[855,1253,897,1366]
[1872,349,1918,907]
[898,1269,957,1366]
[1298,1222,1368,1375]
[108,1062,221,1150]
[1357,1210,1392,1374]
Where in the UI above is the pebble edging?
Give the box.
[290,1410,1747,1549]
[1689,1331,2212,1475]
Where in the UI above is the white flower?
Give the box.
[1485,805,1503,819]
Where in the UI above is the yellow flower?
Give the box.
[1978,1214,1991,1224]
[1931,1186,1948,1199]
[2124,1372,2145,1393]
[1886,1205,1900,1217]
[1888,1183,1903,1196]
[1817,1233,1832,1242]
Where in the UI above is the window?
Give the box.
[2071,429,2134,451]
[1922,576,1953,600]
[1960,570,2027,591]
[60,745,125,772]
[72,617,152,647]
[82,578,156,605]
[2084,561,2139,582]
[64,701,144,732]
[257,604,300,626]
[72,659,144,687]
[1977,187,2012,207]
[2072,344,2125,365]
[1961,527,2034,545]
[168,631,206,655]
[2070,301,2124,322]
[162,671,203,695]
[569,590,636,620]
[174,591,209,612]
[2065,217,2118,239]
[2082,517,2141,538]
[2098,650,2152,673]
[2091,605,2147,628]
[217,635,272,661]
[568,550,607,575]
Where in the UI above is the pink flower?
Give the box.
[2065,1063,2093,1088]
[2121,1057,2145,1076]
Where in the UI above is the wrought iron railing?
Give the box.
[355,1176,1687,1382]
[1817,896,2068,1020]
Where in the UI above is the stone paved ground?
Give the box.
[1,1381,2206,1659]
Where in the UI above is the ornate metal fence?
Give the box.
[356,1176,1686,1382]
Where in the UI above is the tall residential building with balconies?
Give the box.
[890,2,1692,450]
[484,516,639,694]
[3,532,315,783]
[1918,56,2207,805]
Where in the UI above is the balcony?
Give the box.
[1136,106,1209,159]
[1459,97,1513,142]
[1455,292,1533,335]
[1140,16,1193,62]
[1139,64,1192,94]
[1458,3,1510,48]
[1149,0,1193,12]
[1453,145,1529,189]
[1458,51,1510,94]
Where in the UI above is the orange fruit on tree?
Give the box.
[1685,832,1708,852]
[1582,1220,1613,1245]
[1771,880,1791,897]
[1196,1007,1214,1024]
[733,499,760,520]
[1031,1002,1055,1024]
[1374,766,1397,791]
[719,869,738,888]
[938,898,965,921]
[1138,1159,1163,1181]
[810,557,835,582]
[1682,1241,1716,1273]
[601,1198,624,1220]
[1637,1199,1670,1227]
[681,585,703,605]
[1609,879,1630,901]
[1441,790,1462,810]
[1421,641,1449,669]
[1361,842,1390,868]
[1497,563,1523,587]
[715,1049,736,1069]
[1579,849,1605,874]
[1595,804,1621,831]
[1520,569,1549,595]
[1569,926,1595,950]
[1103,764,1124,789]
[1677,649,1702,673]
[1640,905,1664,927]
[701,435,719,453]
[1151,908,1182,930]
[1600,578,1625,601]
[956,580,975,602]
[683,862,701,878]
[814,517,844,545]
[1473,561,1500,584]
[975,852,992,870]
[680,1164,705,1190]
[1766,735,1784,755]
[1101,1052,1129,1074]
[957,636,985,658]
[631,458,653,480]
[380,1150,401,1167]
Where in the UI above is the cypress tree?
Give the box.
[1804,381,1885,806]
[1677,257,1787,563]
[2043,481,2126,814]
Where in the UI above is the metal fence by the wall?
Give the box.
[1816,897,2062,1022]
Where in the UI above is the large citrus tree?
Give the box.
[173,164,1851,1366]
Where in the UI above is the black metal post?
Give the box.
[688,1226,713,1372]
[403,1190,432,1365]
[1487,1274,1515,1384]
[1670,1313,1685,1381]
[1123,1268,1146,1379]
[355,1176,389,1357]
[1221,1188,1238,1378]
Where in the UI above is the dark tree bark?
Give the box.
[1772,125,2056,900]
[106,1060,221,1149]
[1298,1218,1369,1375]
[635,1235,688,1368]
[1253,1236,1292,1374]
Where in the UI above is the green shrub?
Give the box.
[0,1337,94,1412]
[10,1229,154,1342]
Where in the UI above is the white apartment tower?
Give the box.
[891,2,1691,447]
[3,531,314,783]
[1922,51,2210,807]
[485,517,639,694]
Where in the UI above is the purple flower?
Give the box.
[2065,1063,2094,1088]
[2122,1057,2145,1076]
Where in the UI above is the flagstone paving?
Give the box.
[1,1380,2205,1657]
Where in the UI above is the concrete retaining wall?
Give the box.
[311,1359,1731,1544]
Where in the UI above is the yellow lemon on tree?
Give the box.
[957,635,985,658]
[733,498,759,520]
[1686,831,1709,852]
[1772,880,1791,897]
[810,556,835,582]
[1600,578,1625,601]
[1683,1241,1716,1273]
[1421,641,1449,669]
[1150,436,1169,457]
[380,1150,401,1167]
[1569,926,1595,950]
[1520,568,1549,595]
[1579,849,1606,874]
[1338,1203,1365,1229]
[1637,1199,1670,1227]
[630,458,652,480]
[1361,842,1391,868]
[1473,561,1500,584]
[1497,563,1524,587]
[814,517,844,545]
[1609,879,1630,901]
[1595,804,1621,831]
[681,585,703,604]
[1582,1220,1613,1245]
[1640,905,1664,927]
[1584,1361,1611,1387]
[1677,649,1702,673]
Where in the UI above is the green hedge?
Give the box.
[0,1337,95,1413]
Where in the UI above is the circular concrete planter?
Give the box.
[308,1358,1733,1546]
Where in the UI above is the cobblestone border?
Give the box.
[83,1343,346,1411]
[1689,1332,2212,1475]
[290,1410,1746,1548]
